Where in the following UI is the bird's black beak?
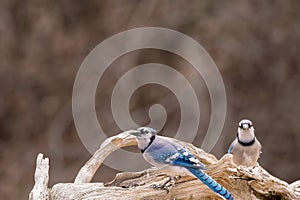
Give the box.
[129,130,141,136]
[239,123,252,130]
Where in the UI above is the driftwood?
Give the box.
[29,130,300,200]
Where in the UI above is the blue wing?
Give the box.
[147,136,206,170]
[170,148,207,170]
[228,142,234,154]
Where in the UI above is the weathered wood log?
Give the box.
[29,130,300,200]
[29,153,50,200]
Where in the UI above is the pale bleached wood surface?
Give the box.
[29,131,300,200]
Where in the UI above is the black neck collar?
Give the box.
[237,132,255,146]
[141,135,155,153]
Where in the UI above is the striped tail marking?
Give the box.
[187,167,234,200]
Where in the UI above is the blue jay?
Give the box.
[130,127,234,200]
[228,119,262,167]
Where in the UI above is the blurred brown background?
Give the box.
[1,1,300,199]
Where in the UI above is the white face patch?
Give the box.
[238,127,255,143]
[137,138,151,150]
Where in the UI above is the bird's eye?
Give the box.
[239,122,252,129]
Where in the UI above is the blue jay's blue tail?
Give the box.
[186,167,234,200]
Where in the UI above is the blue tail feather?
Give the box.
[186,167,234,200]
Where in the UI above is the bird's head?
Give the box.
[237,119,255,143]
[238,119,253,131]
[130,127,157,139]
[130,127,158,152]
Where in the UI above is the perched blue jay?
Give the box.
[228,119,262,167]
[130,127,234,200]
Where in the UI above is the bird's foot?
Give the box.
[151,176,179,193]
[151,183,171,193]
[121,182,144,188]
